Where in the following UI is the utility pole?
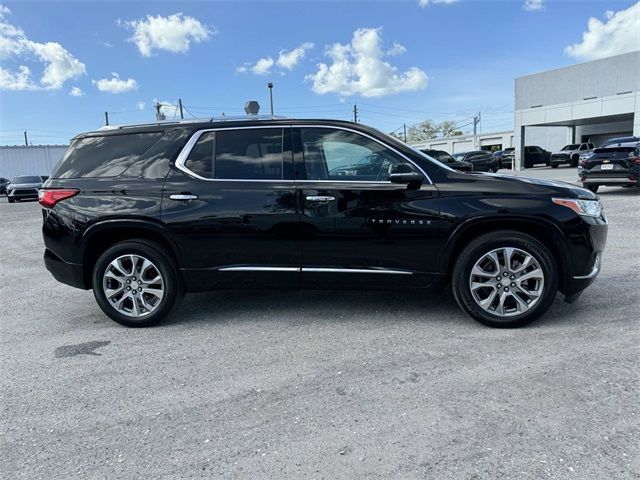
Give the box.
[353,104,358,123]
[24,130,28,146]
[155,102,165,121]
[403,123,407,142]
[104,111,109,125]
[473,112,481,149]
[178,99,184,120]
[267,83,274,116]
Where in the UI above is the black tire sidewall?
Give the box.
[92,241,181,327]
[452,232,559,328]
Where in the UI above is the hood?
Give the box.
[9,182,42,188]
[463,172,597,200]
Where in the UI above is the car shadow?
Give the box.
[167,287,468,328]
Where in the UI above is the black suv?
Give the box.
[579,136,640,193]
[41,118,607,328]
[420,149,472,172]
[451,151,499,172]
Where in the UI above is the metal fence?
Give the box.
[0,145,69,180]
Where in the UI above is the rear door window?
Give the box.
[52,132,164,179]
[183,128,284,180]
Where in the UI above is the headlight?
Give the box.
[552,198,603,217]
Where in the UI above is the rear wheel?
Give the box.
[92,240,183,327]
[551,164,558,169]
[452,231,558,328]
[586,184,599,193]
[7,197,14,203]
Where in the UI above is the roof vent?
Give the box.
[244,101,260,116]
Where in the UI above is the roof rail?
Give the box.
[98,115,288,131]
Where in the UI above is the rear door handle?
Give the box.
[305,195,335,203]
[169,193,198,201]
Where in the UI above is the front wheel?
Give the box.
[585,184,599,193]
[452,231,559,328]
[551,164,558,169]
[92,240,183,327]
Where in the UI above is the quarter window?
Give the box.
[183,128,284,180]
[300,128,413,181]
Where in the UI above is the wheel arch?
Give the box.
[440,216,569,292]
[80,219,181,289]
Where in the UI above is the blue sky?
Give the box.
[1,0,638,145]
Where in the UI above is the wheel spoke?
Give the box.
[503,247,516,271]
[478,289,498,310]
[142,287,163,299]
[105,285,124,299]
[513,254,534,273]
[519,268,544,282]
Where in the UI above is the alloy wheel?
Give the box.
[468,247,545,317]
[102,254,165,317]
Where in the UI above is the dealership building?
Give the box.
[412,51,640,169]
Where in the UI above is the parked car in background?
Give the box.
[0,177,9,195]
[452,151,499,172]
[522,146,551,168]
[40,117,606,329]
[6,175,43,203]
[550,143,594,168]
[494,148,513,169]
[420,149,473,172]
[580,136,640,193]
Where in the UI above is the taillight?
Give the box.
[38,189,79,208]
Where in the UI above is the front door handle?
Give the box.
[169,193,198,201]
[305,195,335,203]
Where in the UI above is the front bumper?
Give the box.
[8,188,39,200]
[562,216,607,297]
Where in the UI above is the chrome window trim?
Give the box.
[174,124,433,184]
[219,266,299,272]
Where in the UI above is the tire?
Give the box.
[570,155,579,168]
[7,197,14,203]
[551,164,558,169]
[92,240,183,327]
[524,161,532,169]
[452,231,559,328]
[586,184,599,193]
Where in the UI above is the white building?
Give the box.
[411,52,640,168]
[514,51,639,169]
[0,145,68,180]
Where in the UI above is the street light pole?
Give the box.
[267,83,274,116]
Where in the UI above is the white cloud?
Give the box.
[93,72,138,93]
[387,42,407,56]
[418,0,458,7]
[0,65,35,90]
[238,57,275,75]
[69,86,84,96]
[523,0,544,12]
[307,27,428,98]
[122,12,213,56]
[276,42,314,70]
[0,5,86,91]
[565,2,640,61]
[136,100,146,110]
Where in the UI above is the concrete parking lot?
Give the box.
[1,167,638,479]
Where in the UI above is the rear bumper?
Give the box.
[581,175,637,186]
[44,249,88,289]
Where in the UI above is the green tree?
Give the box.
[439,120,463,138]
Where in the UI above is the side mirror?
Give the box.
[389,163,424,187]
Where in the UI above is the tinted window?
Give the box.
[562,144,580,151]
[53,132,163,179]
[11,176,42,183]
[300,128,413,181]
[183,129,284,180]
[216,129,283,180]
[184,132,215,178]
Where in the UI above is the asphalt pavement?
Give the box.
[1,166,638,479]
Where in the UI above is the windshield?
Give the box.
[451,153,466,160]
[11,176,42,183]
[562,144,580,151]
[425,150,455,163]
